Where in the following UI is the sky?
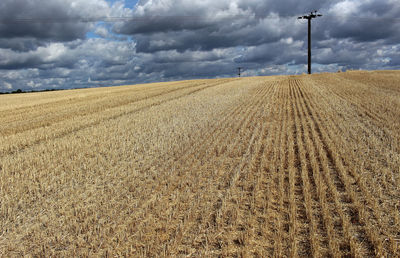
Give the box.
[0,0,399,91]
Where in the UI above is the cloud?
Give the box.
[114,1,302,53]
[0,0,111,44]
[0,0,400,92]
[320,1,400,43]
[0,38,137,91]
[0,43,71,70]
[0,81,13,90]
[95,26,111,38]
[111,0,400,77]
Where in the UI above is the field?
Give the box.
[0,71,400,257]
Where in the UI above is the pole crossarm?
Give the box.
[298,10,322,20]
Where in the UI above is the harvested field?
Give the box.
[0,70,400,256]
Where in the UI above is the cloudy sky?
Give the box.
[0,0,399,91]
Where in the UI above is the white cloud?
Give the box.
[27,80,42,88]
[1,81,12,90]
[95,27,110,38]
[330,0,362,16]
[280,37,294,45]
[39,43,68,62]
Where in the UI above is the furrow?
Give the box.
[313,76,386,124]
[295,81,354,256]
[309,77,400,235]
[296,79,378,257]
[272,79,291,257]
[253,80,286,256]
[287,79,299,257]
[223,81,280,256]
[300,79,397,256]
[248,102,278,256]
[292,78,342,257]
[288,78,316,257]
[204,81,277,255]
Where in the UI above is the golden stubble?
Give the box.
[0,72,399,257]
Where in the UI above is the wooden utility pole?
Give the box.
[298,11,322,74]
[237,67,243,77]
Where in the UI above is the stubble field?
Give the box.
[0,71,400,257]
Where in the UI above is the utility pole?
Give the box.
[237,67,243,77]
[298,10,322,74]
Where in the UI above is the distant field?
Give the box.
[0,71,399,256]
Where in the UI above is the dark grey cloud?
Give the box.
[0,0,110,49]
[117,0,335,35]
[234,38,305,65]
[116,0,400,52]
[122,16,303,53]
[0,38,48,52]
[114,1,301,53]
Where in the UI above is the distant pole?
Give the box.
[237,67,242,77]
[308,17,311,74]
[298,10,322,74]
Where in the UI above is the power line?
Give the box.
[0,15,286,24]
[0,13,398,24]
[0,13,399,24]
[298,10,322,75]
[322,14,400,23]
